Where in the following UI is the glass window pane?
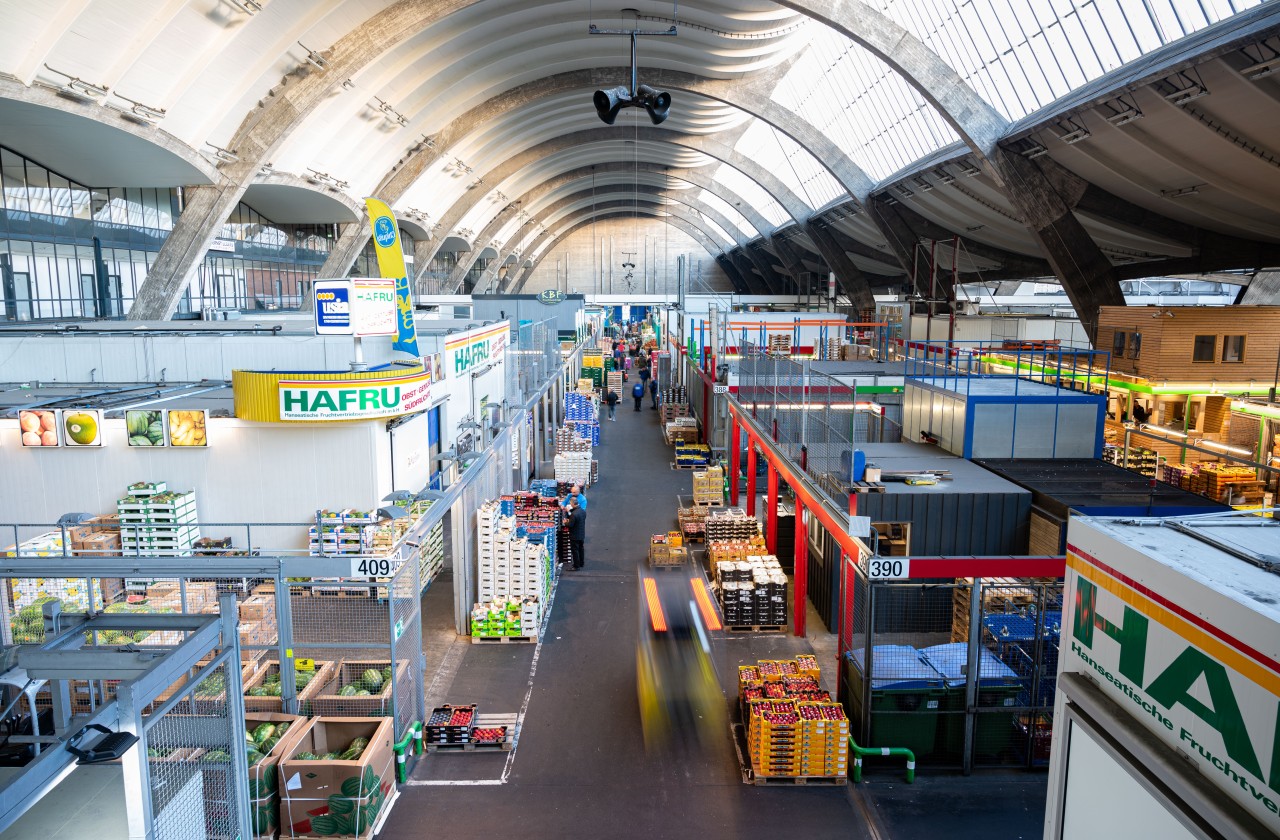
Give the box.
[1192,334,1215,362]
[1221,335,1245,363]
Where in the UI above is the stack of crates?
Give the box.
[746,700,801,777]
[580,351,604,388]
[795,701,849,777]
[674,443,711,467]
[692,466,724,505]
[606,371,623,394]
[117,483,200,556]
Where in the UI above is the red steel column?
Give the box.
[728,414,740,507]
[746,443,757,517]
[793,499,807,637]
[766,461,779,555]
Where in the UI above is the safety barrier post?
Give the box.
[848,735,915,784]
[793,499,807,637]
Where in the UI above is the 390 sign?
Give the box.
[351,557,399,578]
[865,557,910,580]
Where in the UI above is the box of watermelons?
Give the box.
[243,660,337,714]
[245,712,306,840]
[279,717,395,838]
[308,660,406,718]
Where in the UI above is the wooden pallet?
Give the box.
[427,714,518,752]
[671,462,708,470]
[311,587,374,598]
[848,481,886,494]
[691,498,725,507]
[723,624,785,633]
[649,561,689,570]
[471,633,537,644]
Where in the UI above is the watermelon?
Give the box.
[330,813,354,836]
[360,765,380,795]
[361,669,384,693]
[251,803,274,834]
[340,775,363,797]
[355,688,371,696]
[327,793,356,815]
[338,684,358,697]
[251,723,277,744]
[309,814,337,836]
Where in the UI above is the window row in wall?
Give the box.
[1191,334,1246,363]
[1110,329,1142,359]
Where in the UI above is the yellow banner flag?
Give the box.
[364,198,418,355]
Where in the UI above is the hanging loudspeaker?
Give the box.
[637,85,671,125]
[593,86,631,125]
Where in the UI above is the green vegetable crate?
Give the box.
[243,660,337,714]
[309,660,405,718]
[244,713,306,840]
[279,717,395,839]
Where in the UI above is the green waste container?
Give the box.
[922,643,1022,760]
[844,645,946,757]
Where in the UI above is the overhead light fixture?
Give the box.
[1159,69,1208,106]
[1053,117,1090,145]
[205,143,239,163]
[1243,54,1280,80]
[297,41,329,70]
[1020,141,1049,159]
[42,65,109,102]
[1160,185,1202,199]
[226,0,265,13]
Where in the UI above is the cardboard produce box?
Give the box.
[243,659,336,714]
[245,712,307,840]
[309,660,406,718]
[279,717,395,838]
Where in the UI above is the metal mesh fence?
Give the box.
[839,566,1061,770]
[506,318,560,408]
[390,559,425,741]
[142,656,249,840]
[733,341,901,511]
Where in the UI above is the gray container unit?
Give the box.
[903,377,1104,460]
[471,294,585,336]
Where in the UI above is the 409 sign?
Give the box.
[351,557,400,578]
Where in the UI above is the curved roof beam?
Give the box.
[128,0,1000,320]
[518,196,732,257]
[774,0,1007,164]
[416,127,805,283]
[511,208,725,293]
[504,185,738,258]
[449,172,758,291]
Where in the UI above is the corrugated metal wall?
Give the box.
[859,492,1030,556]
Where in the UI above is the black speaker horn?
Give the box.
[637,85,671,125]
[593,86,631,125]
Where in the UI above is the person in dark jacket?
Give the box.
[605,389,619,420]
[648,378,659,410]
[632,380,645,411]
[565,498,587,569]
[637,362,651,387]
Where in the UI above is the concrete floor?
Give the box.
[378,399,1049,839]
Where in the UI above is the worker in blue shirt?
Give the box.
[561,484,587,511]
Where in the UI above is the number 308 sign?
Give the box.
[864,557,910,579]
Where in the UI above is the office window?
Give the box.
[1222,335,1245,363]
[1192,335,1216,362]
[1128,332,1141,359]
[1111,331,1125,357]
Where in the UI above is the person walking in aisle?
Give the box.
[648,378,659,410]
[605,388,619,420]
[565,497,587,570]
[632,380,645,411]
[637,360,651,389]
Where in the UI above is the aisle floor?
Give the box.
[379,399,1048,840]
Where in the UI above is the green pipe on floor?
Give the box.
[848,735,915,784]
[393,722,420,783]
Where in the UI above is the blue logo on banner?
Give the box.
[392,274,420,356]
[315,284,351,331]
[373,216,397,248]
